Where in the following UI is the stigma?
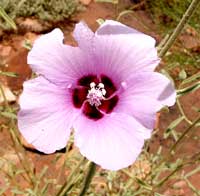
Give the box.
[87,82,106,107]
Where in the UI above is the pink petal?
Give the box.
[115,72,176,128]
[116,96,161,129]
[28,28,96,86]
[74,113,150,170]
[71,20,159,86]
[93,20,160,81]
[73,21,95,53]
[123,72,176,106]
[18,76,79,153]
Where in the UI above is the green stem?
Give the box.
[78,162,96,196]
[0,6,17,30]
[156,153,200,188]
[56,157,85,196]
[176,98,192,125]
[170,116,200,153]
[158,0,200,58]
[152,116,200,181]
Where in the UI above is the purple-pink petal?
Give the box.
[115,72,176,128]
[94,20,160,79]
[18,76,79,153]
[74,113,150,170]
[72,20,160,86]
[73,21,95,54]
[116,96,161,129]
[120,72,176,106]
[28,28,97,87]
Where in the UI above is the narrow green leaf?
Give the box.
[0,111,17,119]
[135,177,152,191]
[184,178,200,195]
[0,6,17,30]
[11,189,25,194]
[182,72,200,85]
[96,18,105,26]
[185,165,200,178]
[0,71,18,77]
[177,81,200,97]
[164,116,184,138]
[95,0,118,4]
[154,193,166,196]
[116,10,134,21]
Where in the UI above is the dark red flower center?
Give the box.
[72,75,119,121]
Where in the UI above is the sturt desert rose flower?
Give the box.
[18,20,176,170]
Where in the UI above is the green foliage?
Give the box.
[0,5,17,29]
[147,0,200,31]
[163,51,200,83]
[0,0,80,30]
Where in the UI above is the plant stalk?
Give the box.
[78,162,96,196]
[158,0,200,58]
[56,157,85,196]
[170,116,200,153]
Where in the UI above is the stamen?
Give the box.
[87,82,106,107]
[90,82,96,88]
[98,83,104,89]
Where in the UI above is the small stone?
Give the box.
[79,0,92,5]
[0,84,16,104]
[18,18,50,33]
[0,45,12,58]
[0,151,21,172]
[173,180,187,189]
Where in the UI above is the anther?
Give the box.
[90,82,96,88]
[98,83,104,89]
[87,82,107,107]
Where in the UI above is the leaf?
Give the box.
[177,81,200,97]
[11,189,25,194]
[154,193,166,196]
[0,6,17,30]
[95,0,118,4]
[135,177,152,191]
[178,69,187,80]
[182,72,200,85]
[0,71,18,77]
[96,18,105,26]
[116,10,134,21]
[0,111,17,119]
[164,116,184,138]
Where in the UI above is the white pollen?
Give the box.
[98,83,104,89]
[87,82,106,107]
[102,89,106,96]
[90,82,96,88]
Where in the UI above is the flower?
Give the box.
[18,20,176,170]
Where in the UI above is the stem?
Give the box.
[170,116,200,153]
[158,0,200,58]
[176,98,192,125]
[156,165,183,187]
[156,153,200,188]
[152,116,200,181]
[56,157,85,196]
[0,6,17,30]
[78,162,96,196]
